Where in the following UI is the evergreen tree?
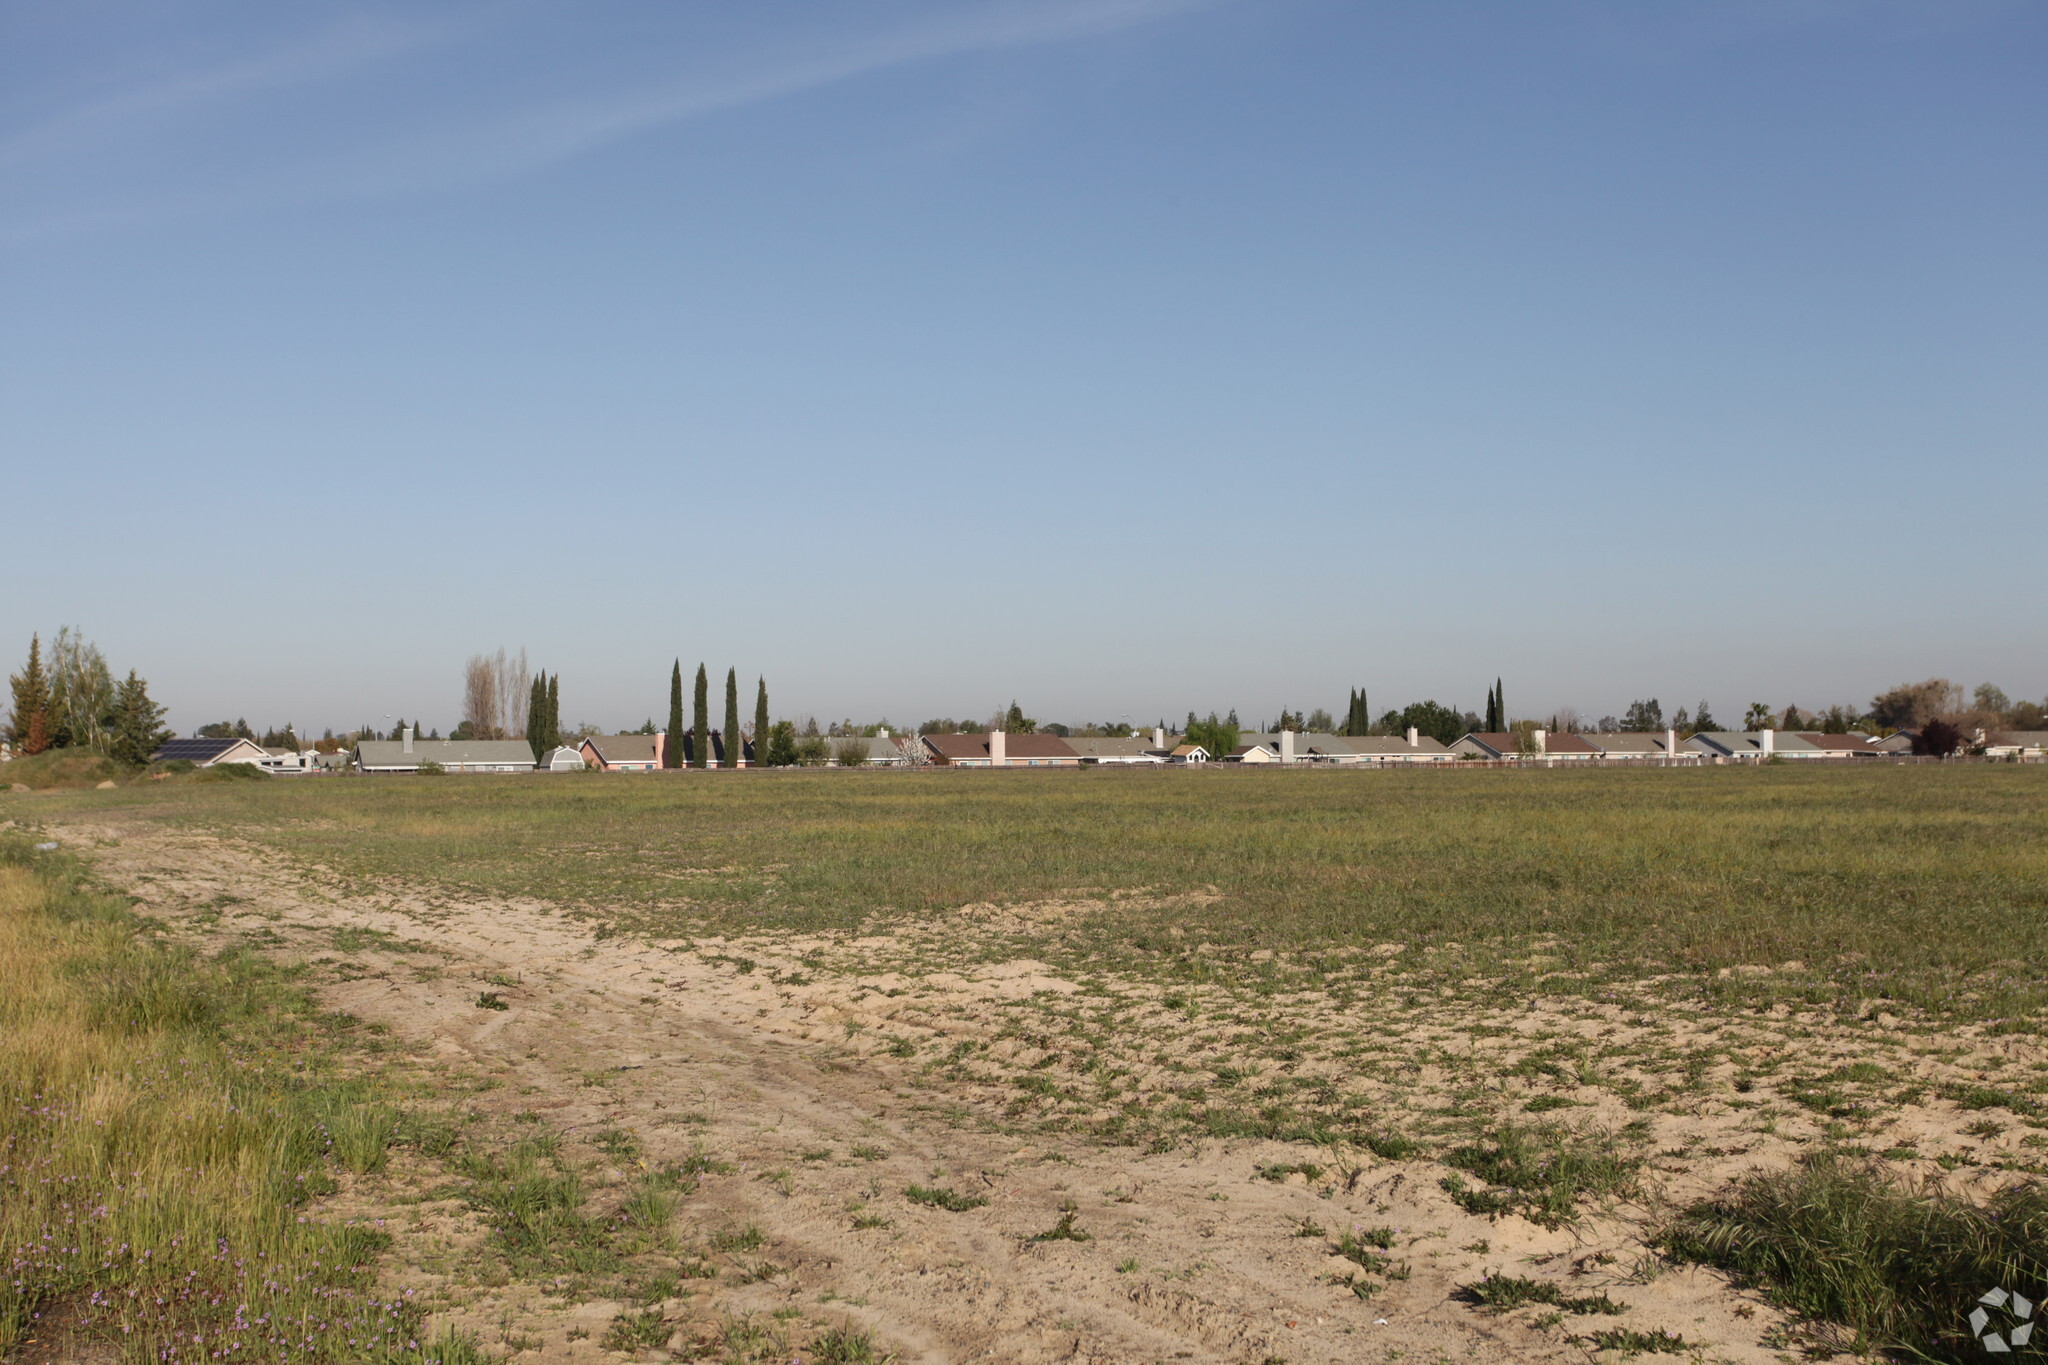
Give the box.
[528,673,549,760]
[723,668,741,769]
[665,661,684,768]
[107,670,169,766]
[7,634,53,755]
[1495,678,1505,731]
[1693,699,1718,732]
[547,674,560,748]
[753,677,768,769]
[691,664,709,769]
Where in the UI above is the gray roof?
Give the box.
[1329,734,1453,756]
[1988,731,2048,747]
[1241,732,1452,757]
[354,739,536,769]
[1590,733,1675,754]
[1686,731,1823,756]
[1064,735,1165,757]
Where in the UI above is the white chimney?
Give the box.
[403,725,414,754]
[1405,726,1419,747]
[989,730,1006,768]
[1665,728,1677,763]
[655,731,666,767]
[878,727,889,737]
[1153,727,1165,749]
[1760,728,1775,758]
[1534,728,1547,754]
[1280,730,1296,764]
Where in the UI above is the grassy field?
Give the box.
[38,763,2048,1024]
[9,763,2047,1363]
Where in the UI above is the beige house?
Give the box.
[921,733,1081,767]
[579,734,665,771]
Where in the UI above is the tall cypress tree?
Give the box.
[1496,677,1505,731]
[753,676,768,769]
[691,664,709,769]
[546,674,560,752]
[528,673,548,760]
[665,661,684,768]
[722,668,740,769]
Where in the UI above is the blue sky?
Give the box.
[4,0,2043,735]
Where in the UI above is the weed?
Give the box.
[905,1184,988,1212]
[476,990,509,1011]
[1580,1327,1689,1355]
[1441,1123,1639,1228]
[709,1222,767,1252]
[1463,1274,1627,1315]
[601,1307,672,1351]
[812,1324,898,1363]
[1029,1209,1092,1243]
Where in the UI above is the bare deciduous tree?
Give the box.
[462,647,532,740]
[463,655,500,739]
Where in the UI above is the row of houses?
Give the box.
[152,722,2048,775]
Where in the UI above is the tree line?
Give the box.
[6,631,169,766]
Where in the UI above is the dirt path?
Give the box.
[54,819,1785,1365]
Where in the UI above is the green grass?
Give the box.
[1463,1273,1628,1315]
[903,1184,988,1212]
[1659,1152,2048,1362]
[0,831,476,1363]
[25,764,2048,1022]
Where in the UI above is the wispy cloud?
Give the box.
[318,0,1215,195]
[1,0,1214,239]
[0,11,455,170]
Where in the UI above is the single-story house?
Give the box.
[1065,734,1168,765]
[353,735,537,774]
[1981,731,2048,759]
[1586,732,1689,760]
[1792,732,1883,758]
[1168,744,1209,763]
[258,746,318,775]
[921,732,1081,767]
[1684,731,1826,761]
[840,735,912,766]
[579,733,664,771]
[1873,731,1916,754]
[1328,733,1458,765]
[539,746,589,771]
[1224,742,1280,763]
[150,737,270,768]
[1450,731,1602,761]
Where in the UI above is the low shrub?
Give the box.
[1658,1152,2048,1361]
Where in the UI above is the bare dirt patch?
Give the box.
[45,817,2047,1365]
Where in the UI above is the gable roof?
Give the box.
[1325,734,1454,757]
[1793,732,1879,752]
[354,739,537,769]
[1064,735,1163,757]
[1687,731,1825,756]
[922,732,1079,761]
[1590,733,1674,754]
[581,734,662,764]
[151,736,269,765]
[1456,732,1601,756]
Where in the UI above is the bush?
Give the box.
[415,760,447,776]
[193,761,265,783]
[833,738,870,768]
[1658,1152,2048,1360]
[0,749,123,790]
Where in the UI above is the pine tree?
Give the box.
[691,664,709,770]
[108,670,169,766]
[723,668,741,769]
[665,661,684,768]
[546,674,560,750]
[7,634,53,755]
[753,677,768,769]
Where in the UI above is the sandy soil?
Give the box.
[43,816,2040,1365]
